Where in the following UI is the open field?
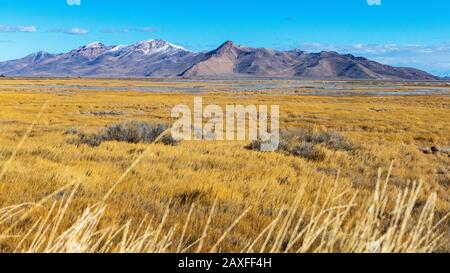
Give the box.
[0,78,449,253]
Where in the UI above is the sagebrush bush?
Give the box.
[245,138,290,153]
[69,121,178,147]
[290,142,326,162]
[246,129,351,162]
[282,129,354,152]
[306,131,354,151]
[64,127,81,135]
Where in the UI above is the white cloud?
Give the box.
[367,0,382,6]
[0,25,37,33]
[138,27,158,33]
[17,26,38,32]
[67,0,81,6]
[100,28,132,33]
[100,27,159,33]
[49,28,89,35]
[300,43,339,52]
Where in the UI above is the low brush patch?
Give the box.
[246,129,353,162]
[67,120,179,147]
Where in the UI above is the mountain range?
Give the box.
[0,39,440,80]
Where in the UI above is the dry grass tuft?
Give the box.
[0,167,446,253]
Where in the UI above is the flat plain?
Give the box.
[0,78,448,253]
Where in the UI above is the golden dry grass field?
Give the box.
[0,78,448,253]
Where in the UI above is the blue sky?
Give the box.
[0,0,449,75]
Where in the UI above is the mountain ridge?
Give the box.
[0,39,440,80]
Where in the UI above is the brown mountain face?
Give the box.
[182,41,438,80]
[0,40,439,80]
[182,41,305,77]
[181,41,239,77]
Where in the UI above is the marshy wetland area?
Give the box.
[0,78,449,253]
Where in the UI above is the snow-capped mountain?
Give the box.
[130,39,188,55]
[0,39,440,80]
[103,40,189,57]
[66,42,112,59]
[0,39,197,77]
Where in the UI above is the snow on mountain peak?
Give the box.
[133,39,188,54]
[108,45,127,52]
[85,42,105,48]
[31,51,51,63]
[67,42,109,58]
